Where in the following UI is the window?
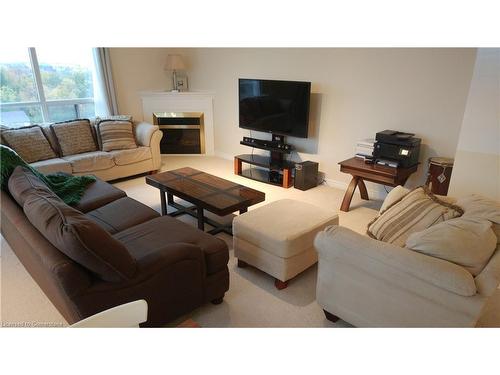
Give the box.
[0,48,95,127]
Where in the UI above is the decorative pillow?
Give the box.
[50,119,97,156]
[7,166,53,206]
[95,115,133,125]
[379,185,410,213]
[406,217,497,276]
[1,125,57,163]
[97,120,137,152]
[367,186,464,247]
[23,192,137,282]
[456,195,500,243]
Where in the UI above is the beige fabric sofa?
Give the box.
[31,121,162,181]
[315,194,500,327]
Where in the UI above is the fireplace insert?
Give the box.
[153,112,205,154]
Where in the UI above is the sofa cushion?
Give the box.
[30,157,73,174]
[367,186,463,247]
[456,195,500,243]
[63,151,115,173]
[1,125,57,163]
[406,217,497,276]
[110,147,152,166]
[114,216,229,275]
[23,192,137,282]
[7,166,53,206]
[50,119,97,156]
[97,120,137,152]
[86,197,160,234]
[73,178,126,213]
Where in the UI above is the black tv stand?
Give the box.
[235,134,295,188]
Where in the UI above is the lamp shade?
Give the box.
[164,54,186,71]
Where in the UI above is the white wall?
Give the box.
[110,48,477,195]
[448,48,500,200]
[109,48,185,121]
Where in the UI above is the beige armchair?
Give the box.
[315,215,500,327]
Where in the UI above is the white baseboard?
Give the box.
[214,151,234,160]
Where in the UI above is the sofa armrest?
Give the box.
[133,121,163,170]
[315,225,477,297]
[475,246,500,296]
[134,122,161,147]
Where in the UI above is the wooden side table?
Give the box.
[338,157,418,212]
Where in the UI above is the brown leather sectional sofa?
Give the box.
[1,167,229,327]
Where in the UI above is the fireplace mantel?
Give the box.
[140,91,215,155]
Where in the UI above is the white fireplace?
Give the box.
[140,91,215,155]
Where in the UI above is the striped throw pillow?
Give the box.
[367,186,463,247]
[97,120,137,152]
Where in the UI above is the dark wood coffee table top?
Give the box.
[146,167,265,216]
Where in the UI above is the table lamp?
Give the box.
[164,54,186,92]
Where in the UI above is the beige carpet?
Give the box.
[1,155,499,327]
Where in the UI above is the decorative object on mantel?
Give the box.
[175,74,188,92]
[164,54,187,92]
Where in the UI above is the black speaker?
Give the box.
[294,161,319,191]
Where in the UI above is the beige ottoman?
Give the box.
[233,199,339,289]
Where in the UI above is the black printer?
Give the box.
[373,130,421,168]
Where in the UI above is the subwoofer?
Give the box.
[294,161,318,191]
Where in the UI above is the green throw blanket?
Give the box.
[1,145,96,206]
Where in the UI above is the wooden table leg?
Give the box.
[357,178,369,200]
[160,191,167,215]
[197,206,204,230]
[283,168,292,188]
[340,176,359,212]
[234,157,242,175]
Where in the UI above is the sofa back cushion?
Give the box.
[406,216,497,275]
[97,120,137,151]
[367,186,464,247]
[40,124,62,157]
[50,119,97,156]
[456,195,500,243]
[1,125,57,163]
[23,193,137,282]
[7,166,53,206]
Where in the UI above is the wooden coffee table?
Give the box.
[146,167,265,235]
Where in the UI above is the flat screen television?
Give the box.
[238,78,311,138]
